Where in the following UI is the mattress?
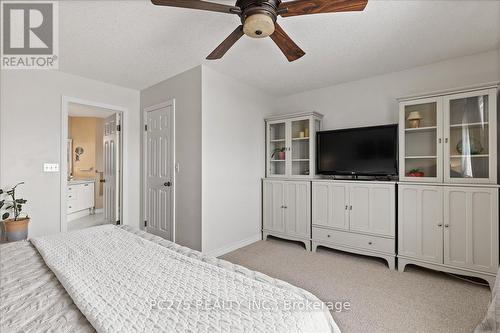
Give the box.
[1,226,339,333]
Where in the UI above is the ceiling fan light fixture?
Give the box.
[243,13,275,38]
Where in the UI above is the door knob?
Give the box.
[164,182,172,187]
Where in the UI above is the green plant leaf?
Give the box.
[2,212,9,220]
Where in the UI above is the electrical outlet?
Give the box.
[43,163,59,172]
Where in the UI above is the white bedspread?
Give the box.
[31,225,338,333]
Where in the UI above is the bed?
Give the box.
[1,225,339,333]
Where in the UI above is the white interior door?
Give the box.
[145,104,174,240]
[103,113,120,224]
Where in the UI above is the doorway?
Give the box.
[61,97,125,232]
[143,100,175,241]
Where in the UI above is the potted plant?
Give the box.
[271,147,286,161]
[1,182,29,242]
[407,168,425,177]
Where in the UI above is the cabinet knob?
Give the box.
[368,242,372,245]
[437,223,443,227]
[444,224,449,228]
[327,234,331,238]
[345,205,348,210]
[283,206,287,209]
[164,181,172,187]
[349,205,352,210]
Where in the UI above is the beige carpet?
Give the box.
[221,237,491,333]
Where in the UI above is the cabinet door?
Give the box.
[444,187,499,273]
[349,183,395,237]
[312,182,348,230]
[81,183,94,209]
[262,181,285,233]
[443,89,497,184]
[398,185,443,263]
[290,117,311,177]
[266,121,287,177]
[284,181,311,238]
[399,97,443,183]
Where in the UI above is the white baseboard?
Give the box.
[205,233,262,258]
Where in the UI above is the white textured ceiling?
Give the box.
[59,0,500,96]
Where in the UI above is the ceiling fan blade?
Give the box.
[151,0,241,15]
[279,0,368,17]
[269,23,305,62]
[206,25,244,60]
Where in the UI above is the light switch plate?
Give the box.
[43,163,59,172]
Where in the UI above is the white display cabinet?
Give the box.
[399,87,497,184]
[265,112,323,178]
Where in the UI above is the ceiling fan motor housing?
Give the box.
[237,0,281,38]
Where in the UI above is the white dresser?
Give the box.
[67,180,95,221]
[311,180,396,269]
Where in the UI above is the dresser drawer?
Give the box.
[67,199,78,214]
[312,227,395,254]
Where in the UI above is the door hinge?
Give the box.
[145,124,148,131]
[116,124,121,132]
[144,220,147,227]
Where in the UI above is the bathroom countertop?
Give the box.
[68,179,95,186]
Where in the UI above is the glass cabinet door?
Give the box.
[444,89,496,183]
[268,121,287,176]
[290,118,311,176]
[400,98,442,182]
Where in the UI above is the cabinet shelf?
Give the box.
[450,154,489,158]
[292,137,310,141]
[450,122,489,128]
[292,159,309,162]
[405,126,437,132]
[405,155,437,159]
[270,139,285,142]
[270,160,285,162]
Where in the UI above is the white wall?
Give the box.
[140,66,203,251]
[201,66,272,255]
[0,70,140,237]
[273,50,500,130]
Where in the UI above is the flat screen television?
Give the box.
[316,124,398,176]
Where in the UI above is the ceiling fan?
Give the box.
[151,0,368,62]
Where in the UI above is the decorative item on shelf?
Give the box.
[299,131,305,138]
[75,146,84,161]
[456,139,484,155]
[304,127,309,137]
[271,147,286,161]
[1,182,30,242]
[407,111,422,128]
[407,168,425,177]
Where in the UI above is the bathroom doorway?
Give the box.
[61,98,124,232]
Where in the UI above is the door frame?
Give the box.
[142,100,176,242]
[60,96,126,232]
